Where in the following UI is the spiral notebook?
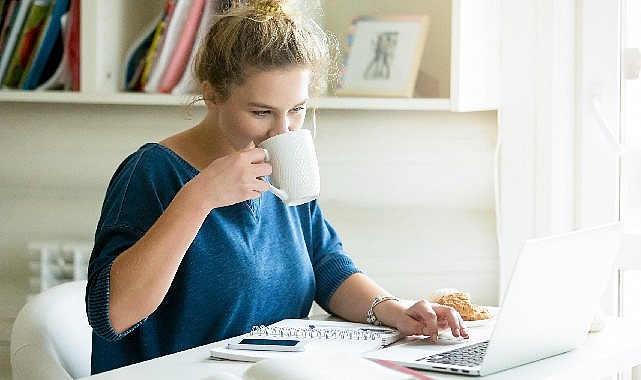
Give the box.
[209,318,404,362]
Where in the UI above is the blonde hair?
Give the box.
[194,0,338,103]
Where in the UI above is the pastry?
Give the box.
[429,288,492,321]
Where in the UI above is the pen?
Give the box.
[372,359,435,380]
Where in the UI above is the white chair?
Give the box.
[10,280,92,380]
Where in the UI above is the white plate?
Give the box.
[463,306,499,327]
[463,317,495,327]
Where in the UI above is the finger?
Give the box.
[244,147,269,164]
[404,300,440,339]
[426,324,439,343]
[429,304,463,338]
[252,161,272,178]
[254,176,271,192]
[417,311,439,343]
[454,313,469,338]
[447,309,469,339]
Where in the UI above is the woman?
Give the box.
[86,0,468,374]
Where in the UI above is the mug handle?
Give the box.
[261,148,290,202]
[268,184,289,202]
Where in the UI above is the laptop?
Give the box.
[363,222,624,376]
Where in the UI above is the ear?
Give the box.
[201,81,219,108]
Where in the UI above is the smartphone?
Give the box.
[227,338,308,352]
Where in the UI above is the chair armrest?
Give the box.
[11,344,73,380]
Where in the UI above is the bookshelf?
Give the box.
[0,0,500,112]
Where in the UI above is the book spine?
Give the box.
[21,0,69,89]
[3,0,50,88]
[0,0,7,23]
[0,0,34,83]
[19,1,51,88]
[144,0,188,93]
[138,15,165,91]
[139,0,175,92]
[65,0,79,90]
[158,0,204,93]
[0,0,19,56]
[122,10,162,91]
[171,0,218,95]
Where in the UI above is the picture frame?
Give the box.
[336,14,430,98]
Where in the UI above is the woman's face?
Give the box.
[213,68,311,150]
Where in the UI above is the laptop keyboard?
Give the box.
[418,340,489,367]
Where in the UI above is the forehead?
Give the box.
[232,68,311,103]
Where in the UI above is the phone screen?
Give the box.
[238,338,300,346]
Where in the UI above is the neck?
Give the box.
[160,114,234,171]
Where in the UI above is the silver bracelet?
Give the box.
[366,295,400,326]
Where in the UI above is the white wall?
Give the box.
[313,109,499,302]
[0,101,498,377]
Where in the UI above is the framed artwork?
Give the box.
[336,14,430,97]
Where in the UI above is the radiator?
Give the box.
[28,242,92,295]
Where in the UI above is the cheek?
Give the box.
[229,115,269,143]
[221,112,251,133]
[289,113,307,131]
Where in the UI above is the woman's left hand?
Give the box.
[394,300,469,343]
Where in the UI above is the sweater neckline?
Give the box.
[147,143,262,219]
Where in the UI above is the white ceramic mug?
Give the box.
[258,129,320,206]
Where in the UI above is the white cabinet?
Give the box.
[0,0,499,112]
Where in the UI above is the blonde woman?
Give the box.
[86,0,468,374]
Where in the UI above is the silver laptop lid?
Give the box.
[480,222,623,376]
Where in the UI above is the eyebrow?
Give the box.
[248,100,308,109]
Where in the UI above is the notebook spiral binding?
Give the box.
[249,324,383,341]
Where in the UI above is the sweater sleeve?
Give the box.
[86,260,145,341]
[86,145,183,340]
[303,202,362,311]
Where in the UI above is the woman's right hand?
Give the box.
[191,146,272,210]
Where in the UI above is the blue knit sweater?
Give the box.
[86,143,361,374]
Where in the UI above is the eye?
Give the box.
[253,110,271,117]
[291,106,306,113]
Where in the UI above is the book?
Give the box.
[64,0,78,90]
[144,0,192,93]
[0,0,19,56]
[0,0,7,21]
[3,0,51,88]
[209,318,404,363]
[138,0,175,91]
[36,0,75,91]
[122,11,163,91]
[158,0,206,93]
[157,0,205,93]
[21,0,69,89]
[171,0,218,95]
[0,0,34,83]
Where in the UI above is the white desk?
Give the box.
[80,317,641,380]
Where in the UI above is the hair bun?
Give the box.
[253,0,283,14]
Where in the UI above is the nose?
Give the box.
[267,116,290,139]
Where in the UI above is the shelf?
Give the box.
[316,96,451,111]
[0,0,498,112]
[0,91,191,106]
[0,90,452,110]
